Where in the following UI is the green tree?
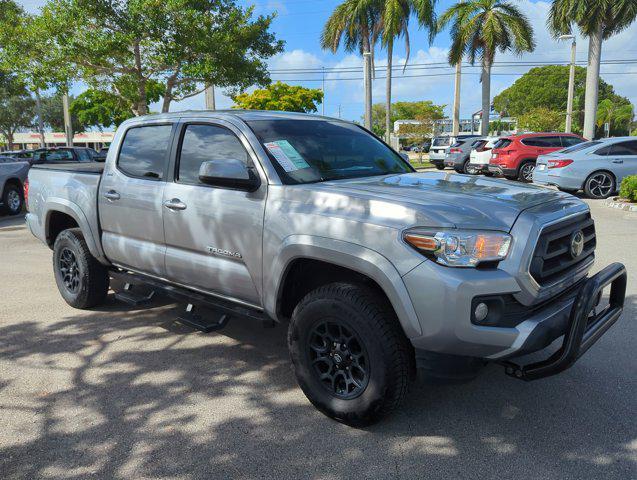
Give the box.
[378,0,436,142]
[322,0,380,128]
[0,74,34,149]
[70,79,165,130]
[42,0,283,115]
[232,82,323,112]
[438,0,535,135]
[516,107,564,132]
[40,94,86,134]
[596,98,634,136]
[549,0,637,140]
[370,100,446,136]
[493,65,632,133]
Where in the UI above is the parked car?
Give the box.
[488,132,585,182]
[466,137,500,175]
[533,137,637,199]
[95,146,110,162]
[444,136,488,173]
[31,147,100,164]
[0,157,29,215]
[3,149,35,162]
[430,134,481,170]
[26,111,627,426]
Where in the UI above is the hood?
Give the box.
[317,171,573,231]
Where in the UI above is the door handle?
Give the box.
[103,190,120,201]
[612,159,623,164]
[163,198,187,211]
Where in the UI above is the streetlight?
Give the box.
[559,34,576,133]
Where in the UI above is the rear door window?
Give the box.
[522,136,560,147]
[596,140,637,156]
[177,124,249,184]
[117,125,173,179]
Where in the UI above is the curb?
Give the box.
[605,196,637,212]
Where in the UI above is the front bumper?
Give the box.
[402,254,627,366]
[501,262,627,380]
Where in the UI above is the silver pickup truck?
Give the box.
[25,111,627,426]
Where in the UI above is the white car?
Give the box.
[466,137,500,175]
[533,136,637,199]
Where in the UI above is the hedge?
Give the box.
[619,175,637,202]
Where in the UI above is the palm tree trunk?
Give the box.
[452,62,461,137]
[583,23,603,140]
[480,56,492,136]
[385,41,393,142]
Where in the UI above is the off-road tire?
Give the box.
[288,282,413,426]
[53,228,109,309]
[2,183,23,215]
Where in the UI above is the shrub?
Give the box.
[619,175,637,202]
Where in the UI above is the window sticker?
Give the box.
[264,140,310,172]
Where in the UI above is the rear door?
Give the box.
[98,122,176,277]
[161,119,267,306]
[603,140,637,183]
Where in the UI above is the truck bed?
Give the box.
[30,162,105,174]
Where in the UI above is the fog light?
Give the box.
[474,302,489,323]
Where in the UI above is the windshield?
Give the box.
[247,119,413,184]
[432,137,450,147]
[561,141,602,154]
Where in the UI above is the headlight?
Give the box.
[404,229,511,267]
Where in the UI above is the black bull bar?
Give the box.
[501,262,627,381]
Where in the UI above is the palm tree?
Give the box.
[379,0,436,142]
[596,99,634,136]
[322,0,381,130]
[438,0,535,135]
[549,0,637,140]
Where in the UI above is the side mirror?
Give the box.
[198,159,260,192]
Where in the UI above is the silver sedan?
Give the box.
[532,137,637,199]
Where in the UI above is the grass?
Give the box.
[408,160,435,170]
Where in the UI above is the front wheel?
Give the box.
[584,171,615,199]
[53,228,110,309]
[435,163,445,170]
[288,283,413,426]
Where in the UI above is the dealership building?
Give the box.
[1,131,114,151]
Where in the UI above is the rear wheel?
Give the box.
[583,171,615,199]
[2,183,23,215]
[53,228,110,309]
[435,164,445,170]
[518,161,536,182]
[288,283,413,426]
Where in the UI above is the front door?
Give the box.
[162,120,266,306]
[98,123,175,277]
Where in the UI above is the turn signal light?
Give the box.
[548,159,574,169]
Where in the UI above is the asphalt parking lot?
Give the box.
[0,199,635,480]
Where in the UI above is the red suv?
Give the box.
[488,132,585,182]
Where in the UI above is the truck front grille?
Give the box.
[530,212,596,286]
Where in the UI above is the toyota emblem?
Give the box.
[570,230,584,258]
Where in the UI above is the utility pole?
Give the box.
[363,51,372,130]
[559,35,577,133]
[321,66,325,116]
[205,85,216,110]
[62,93,73,147]
[34,89,45,148]
[452,62,461,136]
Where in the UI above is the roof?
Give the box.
[125,109,344,124]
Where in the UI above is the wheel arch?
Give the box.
[266,235,422,339]
[43,199,106,263]
[583,169,616,189]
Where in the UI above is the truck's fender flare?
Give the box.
[44,197,108,263]
[265,235,423,338]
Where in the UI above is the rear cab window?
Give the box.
[117,124,173,179]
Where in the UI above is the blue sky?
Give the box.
[19,0,637,123]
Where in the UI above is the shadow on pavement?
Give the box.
[0,292,635,479]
